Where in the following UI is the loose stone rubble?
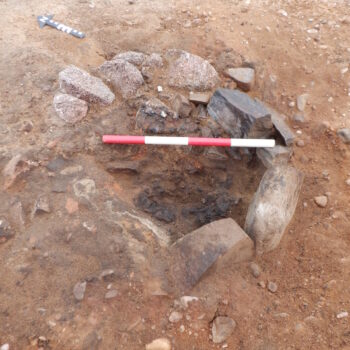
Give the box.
[225,67,255,91]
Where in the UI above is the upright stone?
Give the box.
[168,51,219,90]
[207,88,273,138]
[98,59,144,99]
[170,218,254,291]
[245,165,303,253]
[59,65,115,105]
[268,108,295,146]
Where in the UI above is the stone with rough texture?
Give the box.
[73,179,96,200]
[136,98,176,134]
[168,51,219,90]
[226,67,255,91]
[73,281,87,301]
[268,108,295,146]
[53,93,88,124]
[98,59,144,99]
[212,316,236,343]
[245,165,303,253]
[207,88,273,138]
[143,53,163,68]
[314,195,328,208]
[189,92,211,105]
[257,145,292,168]
[171,218,254,291]
[59,65,115,105]
[114,51,146,66]
[337,128,350,144]
[171,94,193,118]
[297,94,308,111]
[145,338,171,350]
[268,281,278,293]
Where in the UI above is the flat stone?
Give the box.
[113,51,146,66]
[59,65,115,105]
[245,165,303,253]
[145,338,171,350]
[268,108,295,146]
[297,94,309,111]
[212,316,236,344]
[226,67,255,92]
[73,281,87,301]
[189,92,211,105]
[168,50,219,90]
[105,289,118,299]
[60,165,83,176]
[105,160,140,174]
[337,128,350,144]
[98,59,144,99]
[257,145,292,168]
[314,195,328,208]
[169,311,183,323]
[53,93,88,124]
[207,88,273,138]
[136,98,176,134]
[170,218,254,291]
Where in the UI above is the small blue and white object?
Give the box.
[37,15,85,39]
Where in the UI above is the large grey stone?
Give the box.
[59,65,115,105]
[98,59,144,99]
[170,218,254,291]
[245,165,303,254]
[168,51,219,90]
[257,145,292,168]
[207,88,273,138]
[226,67,255,92]
[53,93,88,124]
[113,51,146,66]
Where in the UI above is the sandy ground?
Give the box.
[1,0,350,349]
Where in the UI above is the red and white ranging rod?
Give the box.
[102,135,275,148]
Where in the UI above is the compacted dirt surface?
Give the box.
[1,0,350,349]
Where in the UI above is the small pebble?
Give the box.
[267,281,278,293]
[346,178,350,186]
[169,311,183,323]
[0,344,9,350]
[296,140,305,147]
[258,281,266,288]
[105,289,118,299]
[250,262,261,278]
[337,311,348,319]
[314,195,328,208]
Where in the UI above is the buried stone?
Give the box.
[207,88,273,138]
[257,145,292,168]
[170,218,254,291]
[245,165,303,253]
[135,191,176,223]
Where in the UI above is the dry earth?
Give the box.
[1,0,350,349]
